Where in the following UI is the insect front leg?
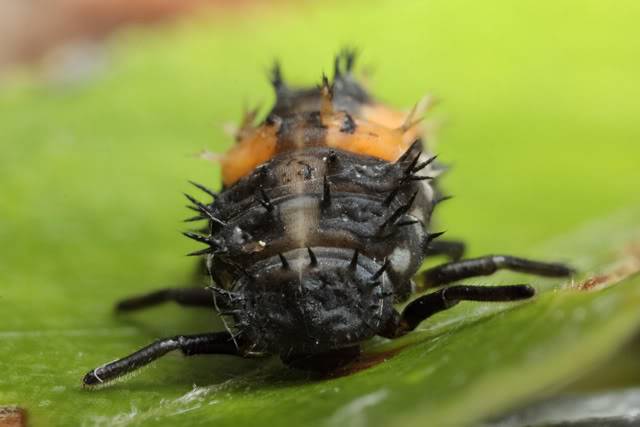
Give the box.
[421,255,573,288]
[380,284,535,338]
[115,287,214,311]
[115,286,241,312]
[82,332,248,386]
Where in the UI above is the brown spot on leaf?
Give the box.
[577,241,640,291]
[0,407,27,427]
[578,275,609,291]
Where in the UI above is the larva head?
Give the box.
[232,247,395,355]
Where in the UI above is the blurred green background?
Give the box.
[1,1,640,426]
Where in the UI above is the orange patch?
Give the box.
[220,125,277,187]
[221,104,423,186]
[325,113,414,162]
[361,103,422,145]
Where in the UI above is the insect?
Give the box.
[82,51,573,386]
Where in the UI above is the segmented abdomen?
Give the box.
[207,142,436,302]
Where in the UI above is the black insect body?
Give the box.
[82,52,573,386]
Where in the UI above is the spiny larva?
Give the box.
[83,50,573,386]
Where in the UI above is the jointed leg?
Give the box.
[115,287,216,312]
[83,331,244,386]
[422,255,573,288]
[381,284,535,338]
[424,239,466,261]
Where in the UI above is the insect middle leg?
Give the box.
[82,331,247,386]
[424,239,466,261]
[421,255,573,288]
[381,284,534,338]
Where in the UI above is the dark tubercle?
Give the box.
[340,112,357,134]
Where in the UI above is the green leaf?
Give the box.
[2,205,640,427]
[2,2,640,426]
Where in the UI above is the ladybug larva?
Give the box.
[83,51,573,386]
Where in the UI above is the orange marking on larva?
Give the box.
[361,104,422,145]
[325,113,415,162]
[221,102,426,186]
[221,125,277,186]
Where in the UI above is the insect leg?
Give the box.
[422,255,573,287]
[381,284,534,337]
[423,239,466,261]
[82,332,244,386]
[115,287,217,312]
